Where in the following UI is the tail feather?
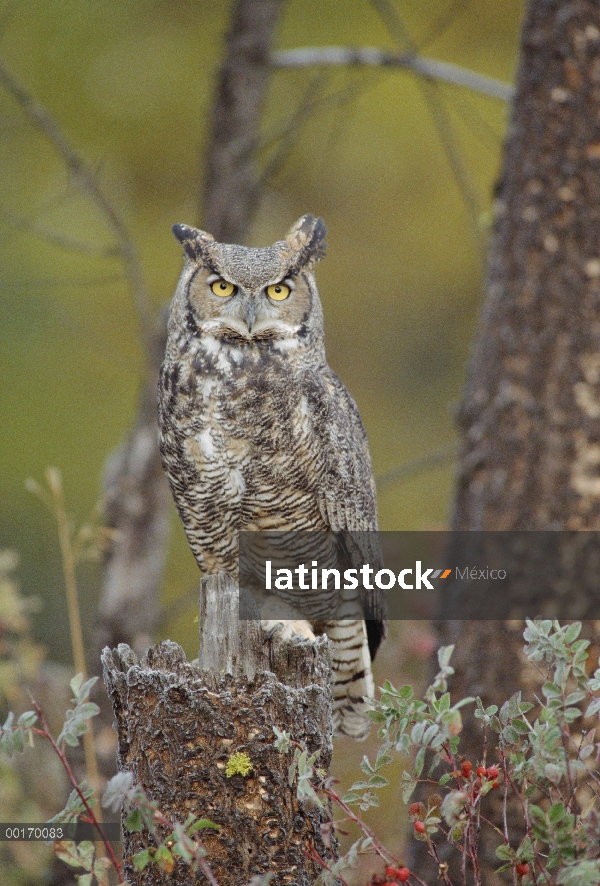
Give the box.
[325,619,374,740]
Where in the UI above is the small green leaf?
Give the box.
[501,725,519,745]
[510,718,530,734]
[55,841,83,867]
[77,841,95,870]
[125,808,144,832]
[17,711,38,728]
[368,775,388,788]
[438,646,454,668]
[360,755,375,775]
[414,746,426,778]
[133,849,152,871]
[401,771,416,804]
[564,691,586,706]
[548,803,567,825]
[1,730,15,756]
[585,698,600,718]
[564,623,582,643]
[438,693,451,712]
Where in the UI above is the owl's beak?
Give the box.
[239,298,256,334]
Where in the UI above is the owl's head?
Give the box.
[168,215,327,354]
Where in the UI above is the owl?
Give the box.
[158,215,386,739]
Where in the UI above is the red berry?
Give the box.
[408,802,421,816]
[487,765,499,779]
[516,862,529,876]
[476,765,486,777]
[461,760,472,775]
[397,868,410,882]
[385,868,398,879]
[492,781,499,789]
[414,821,426,834]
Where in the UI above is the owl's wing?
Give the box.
[310,368,388,659]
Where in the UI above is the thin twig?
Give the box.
[304,845,351,886]
[255,70,330,192]
[0,58,154,351]
[501,756,553,886]
[417,0,470,52]
[444,89,503,152]
[366,0,491,261]
[31,700,121,874]
[0,207,121,256]
[257,71,372,191]
[28,469,104,841]
[271,47,514,102]
[45,469,87,708]
[376,443,457,489]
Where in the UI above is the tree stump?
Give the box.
[102,571,335,885]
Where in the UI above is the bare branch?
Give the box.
[0,59,154,349]
[255,70,329,191]
[271,47,514,103]
[365,0,491,259]
[417,0,470,51]
[0,207,121,256]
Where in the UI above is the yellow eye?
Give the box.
[211,279,236,297]
[266,283,290,301]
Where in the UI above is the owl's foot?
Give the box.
[261,619,316,643]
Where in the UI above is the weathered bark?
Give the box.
[102,572,334,886]
[413,2,600,882]
[448,0,600,724]
[455,0,600,531]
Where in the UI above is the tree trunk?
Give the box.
[449,0,600,719]
[454,0,600,532]
[201,0,287,244]
[413,2,600,882]
[102,572,335,886]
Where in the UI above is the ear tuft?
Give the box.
[285,215,327,269]
[172,223,215,261]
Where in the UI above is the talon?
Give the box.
[263,622,284,644]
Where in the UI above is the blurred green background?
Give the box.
[0,0,525,878]
[0,0,524,663]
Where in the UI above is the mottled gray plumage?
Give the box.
[158,215,386,738]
